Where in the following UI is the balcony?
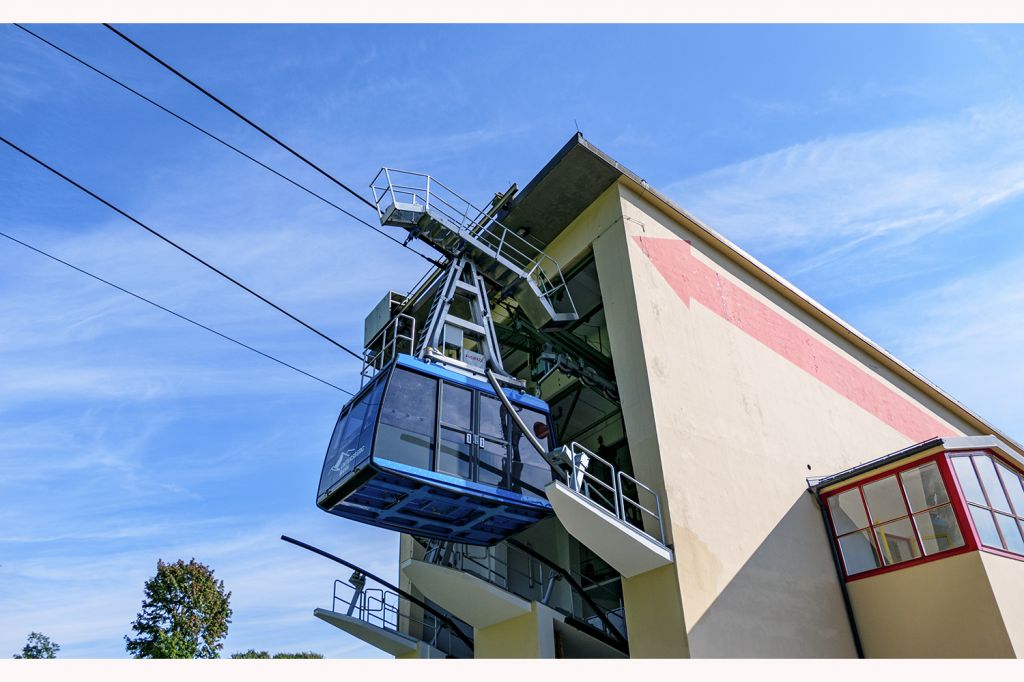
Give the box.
[545,443,674,578]
[403,537,629,657]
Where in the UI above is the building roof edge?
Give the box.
[518,134,1024,459]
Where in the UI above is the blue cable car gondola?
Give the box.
[317,354,557,546]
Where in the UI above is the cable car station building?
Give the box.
[306,134,1024,658]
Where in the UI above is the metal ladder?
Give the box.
[416,254,517,385]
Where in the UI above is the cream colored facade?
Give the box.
[355,135,1024,658]
[526,164,986,657]
[846,550,1024,658]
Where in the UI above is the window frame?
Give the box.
[371,363,555,496]
[822,453,974,581]
[946,450,1024,564]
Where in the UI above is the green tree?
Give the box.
[13,632,60,659]
[230,650,324,659]
[125,558,232,659]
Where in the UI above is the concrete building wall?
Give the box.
[393,164,1007,658]
[474,602,559,659]
[980,551,1024,656]
[542,178,987,657]
[848,551,1015,658]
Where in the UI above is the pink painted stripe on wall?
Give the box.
[634,236,954,443]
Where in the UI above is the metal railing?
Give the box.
[586,605,625,635]
[332,577,472,658]
[281,536,473,658]
[417,537,628,649]
[361,312,415,385]
[617,469,666,547]
[566,442,667,546]
[421,540,562,606]
[370,168,577,321]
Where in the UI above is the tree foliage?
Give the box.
[125,558,232,659]
[230,649,324,659]
[13,632,60,659]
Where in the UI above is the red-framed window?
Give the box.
[823,454,970,580]
[949,451,1024,556]
[823,449,1024,581]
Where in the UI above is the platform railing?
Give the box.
[331,578,471,658]
[587,605,625,635]
[361,313,416,385]
[617,469,667,547]
[369,168,577,321]
[567,442,667,546]
[416,537,627,648]
[421,540,561,606]
[567,443,620,519]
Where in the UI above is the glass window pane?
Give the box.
[952,456,987,505]
[838,530,881,575]
[996,514,1024,554]
[477,437,507,488]
[349,378,386,458]
[319,411,350,497]
[318,379,389,497]
[509,407,554,499]
[874,518,922,566]
[377,369,437,470]
[828,489,869,534]
[969,505,1003,549]
[996,462,1024,517]
[912,504,965,555]
[975,455,1012,513]
[863,475,908,524]
[479,395,506,439]
[437,426,473,479]
[441,384,473,430]
[900,462,950,512]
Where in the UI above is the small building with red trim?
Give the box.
[810,436,1024,657]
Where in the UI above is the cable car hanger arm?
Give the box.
[484,367,567,478]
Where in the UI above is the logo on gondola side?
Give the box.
[331,446,366,477]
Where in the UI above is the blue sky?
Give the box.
[2,24,1024,658]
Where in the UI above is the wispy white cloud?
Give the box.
[0,24,580,661]
[857,254,1024,442]
[0,511,398,658]
[739,79,925,119]
[667,103,1024,277]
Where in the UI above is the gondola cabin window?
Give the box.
[318,378,386,498]
[377,368,437,471]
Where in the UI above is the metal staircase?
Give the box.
[370,168,578,328]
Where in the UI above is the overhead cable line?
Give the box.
[0,229,353,395]
[13,24,442,269]
[103,23,379,213]
[0,134,365,363]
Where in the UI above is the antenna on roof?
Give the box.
[574,118,580,133]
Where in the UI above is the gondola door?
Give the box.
[477,393,509,488]
[437,382,475,480]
